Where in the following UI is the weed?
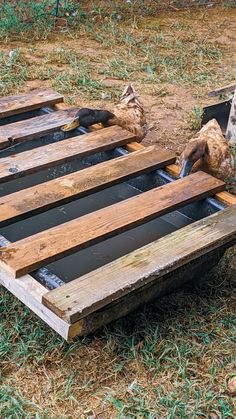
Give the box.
[0,49,29,95]
[186,105,203,130]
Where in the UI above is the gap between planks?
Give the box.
[0,171,225,278]
[126,142,236,207]
[0,107,78,149]
[42,205,236,323]
[0,125,136,183]
[0,145,175,226]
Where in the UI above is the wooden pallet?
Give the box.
[0,89,236,340]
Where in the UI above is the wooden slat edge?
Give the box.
[208,82,236,97]
[0,268,76,340]
[0,145,176,226]
[0,172,225,278]
[126,142,236,207]
[0,89,64,119]
[42,205,236,323]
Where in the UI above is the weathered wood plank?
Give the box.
[208,82,236,97]
[0,126,136,183]
[127,142,236,207]
[0,146,175,226]
[0,89,63,119]
[0,267,79,340]
[0,108,77,149]
[0,172,225,278]
[42,206,236,323]
[69,247,226,336]
[226,88,236,146]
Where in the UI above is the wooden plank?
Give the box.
[69,247,226,336]
[0,172,225,278]
[208,82,236,97]
[0,146,176,226]
[42,206,236,323]
[0,89,63,119]
[127,142,236,207]
[0,267,82,340]
[226,88,236,146]
[0,126,136,183]
[0,108,77,149]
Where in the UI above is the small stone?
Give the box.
[227,376,236,395]
[208,412,219,419]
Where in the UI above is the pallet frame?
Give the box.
[0,90,235,341]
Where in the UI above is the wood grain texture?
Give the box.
[0,89,63,119]
[0,108,78,149]
[0,146,175,226]
[0,126,136,183]
[69,247,226,336]
[127,142,236,207]
[42,206,236,323]
[0,172,225,278]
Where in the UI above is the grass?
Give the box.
[0,3,236,418]
[0,249,235,417]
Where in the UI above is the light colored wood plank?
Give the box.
[68,247,226,336]
[226,88,236,146]
[0,145,175,226]
[0,268,75,340]
[0,126,136,183]
[0,89,63,118]
[0,108,77,149]
[127,142,236,207]
[208,82,236,97]
[42,206,236,323]
[0,172,225,278]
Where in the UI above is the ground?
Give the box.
[0,3,236,418]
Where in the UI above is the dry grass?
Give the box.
[0,3,236,418]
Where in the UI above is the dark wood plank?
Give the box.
[0,172,225,278]
[0,146,176,226]
[0,108,77,149]
[0,89,63,119]
[0,126,136,183]
[42,206,236,323]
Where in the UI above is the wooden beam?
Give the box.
[126,142,236,207]
[0,267,75,340]
[0,126,136,183]
[42,205,236,323]
[0,172,225,278]
[208,82,236,97]
[0,89,63,119]
[67,247,226,336]
[0,108,78,149]
[0,146,175,226]
[226,88,236,146]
